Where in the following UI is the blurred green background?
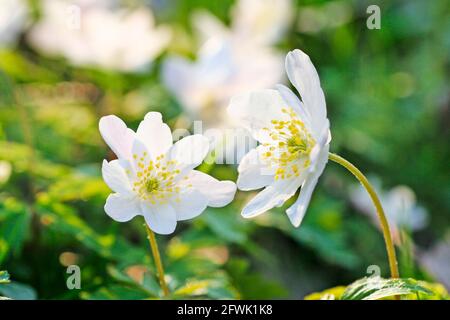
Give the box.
[0,0,449,299]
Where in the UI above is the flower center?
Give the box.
[131,152,185,204]
[145,178,160,193]
[261,107,316,180]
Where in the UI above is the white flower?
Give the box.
[99,112,237,234]
[28,0,170,72]
[0,0,28,47]
[350,183,428,237]
[0,160,12,184]
[163,38,283,127]
[227,49,331,227]
[418,239,450,290]
[163,39,283,164]
[193,0,293,46]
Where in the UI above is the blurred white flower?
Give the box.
[194,0,293,46]
[0,161,12,184]
[99,112,236,234]
[418,238,450,290]
[350,183,429,240]
[163,0,291,162]
[163,38,283,128]
[0,0,28,47]
[163,38,283,164]
[28,0,171,72]
[228,49,331,227]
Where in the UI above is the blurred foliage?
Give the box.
[0,0,448,299]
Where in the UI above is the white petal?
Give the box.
[141,202,177,235]
[162,57,195,106]
[308,120,330,172]
[187,170,237,207]
[241,177,303,218]
[167,134,209,174]
[102,159,132,194]
[131,138,151,170]
[285,49,327,134]
[99,115,135,160]
[275,84,311,127]
[286,147,329,227]
[136,112,172,158]
[105,193,141,222]
[171,187,209,221]
[227,89,288,143]
[237,146,274,191]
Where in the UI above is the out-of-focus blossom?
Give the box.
[0,161,12,184]
[99,112,236,234]
[163,38,283,128]
[0,0,28,47]
[194,0,293,46]
[163,0,291,162]
[28,0,171,72]
[163,38,283,163]
[418,238,450,290]
[350,183,429,242]
[228,49,331,227]
[297,0,353,34]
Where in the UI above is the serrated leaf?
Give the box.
[341,276,433,300]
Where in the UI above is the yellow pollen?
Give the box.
[145,178,159,193]
[261,107,316,180]
[131,152,191,204]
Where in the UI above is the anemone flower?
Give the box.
[28,0,170,72]
[99,112,236,235]
[228,49,401,280]
[228,49,330,227]
[99,112,237,296]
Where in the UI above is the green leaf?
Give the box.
[0,196,32,264]
[172,279,236,299]
[106,265,159,297]
[341,276,433,300]
[227,259,288,299]
[35,199,147,264]
[81,284,150,300]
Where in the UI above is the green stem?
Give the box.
[144,223,169,297]
[328,153,399,279]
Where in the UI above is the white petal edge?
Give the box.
[227,89,288,143]
[167,134,210,174]
[102,159,132,194]
[275,84,311,127]
[105,193,141,222]
[136,112,173,158]
[241,177,303,218]
[99,115,135,160]
[285,49,327,133]
[141,202,177,235]
[188,170,237,207]
[171,187,209,221]
[237,146,274,191]
[286,147,329,227]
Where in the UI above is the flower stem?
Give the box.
[144,223,170,297]
[328,152,400,279]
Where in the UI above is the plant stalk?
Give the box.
[144,223,170,297]
[328,152,400,279]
